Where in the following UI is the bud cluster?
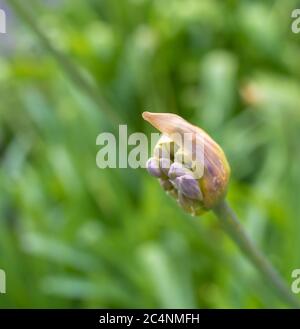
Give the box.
[143,112,230,215]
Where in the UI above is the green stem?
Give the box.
[213,200,299,308]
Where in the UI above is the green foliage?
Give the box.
[0,0,300,308]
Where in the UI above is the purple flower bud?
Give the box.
[146,157,162,178]
[174,174,203,200]
[168,162,192,179]
[142,112,231,211]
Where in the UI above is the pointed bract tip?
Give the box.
[142,111,152,121]
[142,111,191,136]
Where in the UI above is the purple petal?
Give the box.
[146,158,162,178]
[175,175,203,200]
[168,162,191,179]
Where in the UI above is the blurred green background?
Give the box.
[1,0,300,308]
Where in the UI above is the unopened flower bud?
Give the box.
[143,112,231,215]
[146,157,162,178]
[174,175,203,200]
[168,162,192,179]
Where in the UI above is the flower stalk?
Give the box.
[143,111,300,308]
[213,200,300,308]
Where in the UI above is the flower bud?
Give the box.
[168,162,192,179]
[174,174,203,200]
[143,112,231,215]
[146,157,162,178]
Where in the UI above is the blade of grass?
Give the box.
[9,0,121,127]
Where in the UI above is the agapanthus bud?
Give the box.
[146,157,162,178]
[168,162,193,179]
[174,175,203,200]
[143,112,231,215]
